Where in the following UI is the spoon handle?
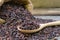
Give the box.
[38,21,60,32]
[43,21,60,27]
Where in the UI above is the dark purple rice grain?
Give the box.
[1,1,40,30]
[0,1,60,40]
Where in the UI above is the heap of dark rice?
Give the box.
[0,1,60,40]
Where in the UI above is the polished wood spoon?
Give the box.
[17,21,60,33]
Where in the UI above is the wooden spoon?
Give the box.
[17,21,60,33]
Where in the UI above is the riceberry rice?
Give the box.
[0,1,60,40]
[0,1,39,30]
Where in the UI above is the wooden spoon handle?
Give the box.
[43,21,60,26]
[37,21,60,32]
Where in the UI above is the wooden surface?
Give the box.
[31,0,60,8]
[32,8,60,16]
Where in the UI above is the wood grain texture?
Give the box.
[32,8,60,15]
[31,0,60,8]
